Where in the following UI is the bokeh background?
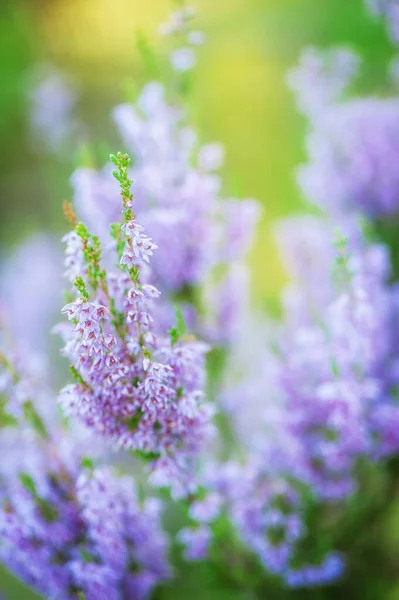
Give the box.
[0,0,394,597]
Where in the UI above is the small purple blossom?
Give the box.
[287,47,360,117]
[189,493,221,523]
[170,47,197,72]
[28,64,80,154]
[178,526,212,561]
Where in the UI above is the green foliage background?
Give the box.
[0,0,396,597]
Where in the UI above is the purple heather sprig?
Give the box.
[0,443,170,600]
[298,95,399,217]
[28,64,81,155]
[59,151,214,497]
[0,235,62,353]
[289,45,399,217]
[287,46,360,117]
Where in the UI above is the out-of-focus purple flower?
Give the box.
[170,47,197,72]
[219,198,261,263]
[365,0,399,44]
[159,6,197,36]
[71,167,118,242]
[289,45,399,217]
[297,96,399,216]
[0,442,170,600]
[178,526,212,560]
[274,216,337,324]
[287,47,360,117]
[270,220,398,498]
[207,216,399,584]
[285,553,345,588]
[198,143,224,171]
[189,493,221,523]
[158,5,202,73]
[203,263,250,344]
[28,65,81,154]
[0,235,62,352]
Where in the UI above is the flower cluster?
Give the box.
[298,93,399,217]
[0,325,170,600]
[286,46,360,117]
[180,216,399,585]
[287,43,399,217]
[59,152,214,497]
[0,438,170,600]
[28,65,81,154]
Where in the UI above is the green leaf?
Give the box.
[175,309,187,335]
[168,309,187,346]
[69,365,86,386]
[23,401,48,440]
[133,449,161,463]
[74,276,89,300]
[79,548,97,564]
[127,408,143,432]
[19,472,37,497]
[81,457,95,471]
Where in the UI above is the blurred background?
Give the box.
[0,0,394,597]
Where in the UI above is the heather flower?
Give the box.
[287,47,360,117]
[62,230,86,283]
[198,142,224,171]
[0,235,61,352]
[178,526,212,560]
[189,493,221,523]
[170,47,197,72]
[272,223,398,497]
[0,344,168,599]
[28,64,80,154]
[0,444,170,600]
[289,44,399,217]
[120,221,157,265]
[205,216,399,584]
[297,96,399,216]
[274,216,337,324]
[59,153,214,495]
[203,263,250,344]
[158,6,197,37]
[285,553,345,588]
